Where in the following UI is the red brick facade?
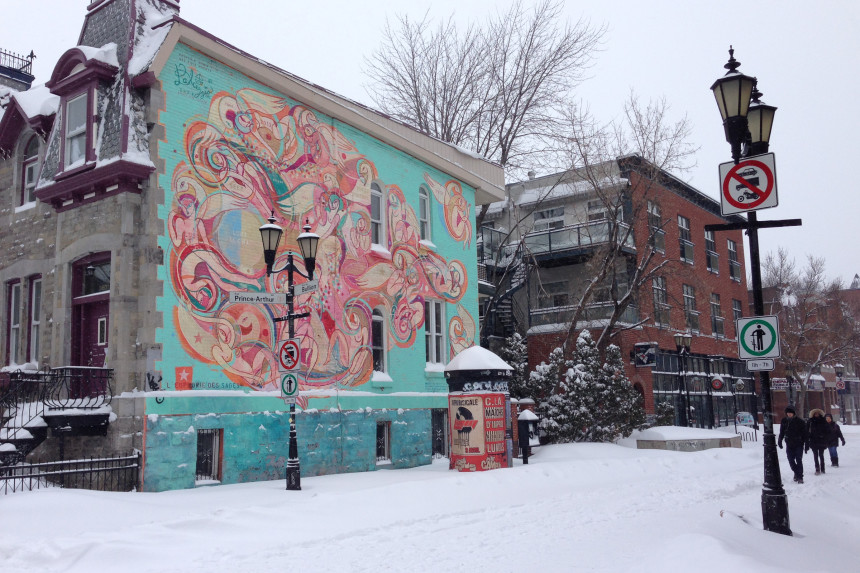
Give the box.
[526,165,751,420]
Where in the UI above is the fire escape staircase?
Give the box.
[0,367,114,467]
[483,250,530,343]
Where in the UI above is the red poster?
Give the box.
[449,393,507,471]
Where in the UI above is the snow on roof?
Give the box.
[518,409,539,421]
[128,2,176,76]
[10,84,59,119]
[77,43,120,68]
[514,176,626,207]
[445,345,512,372]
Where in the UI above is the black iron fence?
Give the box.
[0,49,34,73]
[43,367,113,410]
[0,453,140,495]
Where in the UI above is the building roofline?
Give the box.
[141,16,505,205]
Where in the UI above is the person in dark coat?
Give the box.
[806,409,830,475]
[778,406,808,483]
[825,413,846,467]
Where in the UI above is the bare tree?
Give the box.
[364,0,605,186]
[549,93,697,352]
[764,249,860,415]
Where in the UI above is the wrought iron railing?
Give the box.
[0,453,140,495]
[43,367,113,410]
[0,369,52,457]
[0,49,34,74]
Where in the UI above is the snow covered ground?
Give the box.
[2,425,858,573]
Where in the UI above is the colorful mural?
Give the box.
[162,82,477,393]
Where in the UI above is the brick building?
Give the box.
[757,282,860,423]
[0,0,504,490]
[481,157,756,428]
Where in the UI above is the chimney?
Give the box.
[527,170,536,180]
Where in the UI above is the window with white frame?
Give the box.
[418,186,431,241]
[705,230,719,273]
[370,183,384,245]
[652,276,670,327]
[678,215,694,263]
[533,206,564,231]
[647,201,665,252]
[425,300,445,365]
[22,136,39,205]
[728,239,741,281]
[683,284,699,332]
[710,293,725,337]
[7,282,22,365]
[65,93,88,167]
[371,308,386,373]
[537,281,570,309]
[28,277,41,362]
[732,299,743,324]
[586,199,607,222]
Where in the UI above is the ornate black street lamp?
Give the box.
[835,364,846,424]
[259,211,319,491]
[705,47,795,536]
[674,332,693,427]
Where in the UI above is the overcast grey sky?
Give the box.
[5,0,859,282]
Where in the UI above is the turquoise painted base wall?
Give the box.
[143,400,431,492]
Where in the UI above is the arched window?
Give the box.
[418,186,431,241]
[370,182,384,246]
[371,308,386,373]
[21,135,39,205]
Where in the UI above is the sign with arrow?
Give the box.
[718,153,778,215]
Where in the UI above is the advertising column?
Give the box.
[443,346,513,472]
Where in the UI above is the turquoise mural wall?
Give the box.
[144,43,477,490]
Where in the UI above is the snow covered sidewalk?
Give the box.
[2,426,858,572]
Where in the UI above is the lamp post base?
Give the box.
[761,491,791,535]
[286,462,301,491]
[286,403,301,491]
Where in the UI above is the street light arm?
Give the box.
[267,256,314,280]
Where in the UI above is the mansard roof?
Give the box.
[0,85,58,156]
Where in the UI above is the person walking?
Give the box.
[807,409,830,475]
[825,413,846,467]
[778,406,808,483]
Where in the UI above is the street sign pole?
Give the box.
[706,161,800,536]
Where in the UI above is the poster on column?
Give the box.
[449,393,508,471]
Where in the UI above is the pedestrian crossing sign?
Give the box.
[736,316,781,360]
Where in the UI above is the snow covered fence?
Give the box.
[0,452,140,495]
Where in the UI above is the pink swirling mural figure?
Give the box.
[166,87,474,392]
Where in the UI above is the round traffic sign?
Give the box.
[739,319,778,358]
[280,373,299,396]
[836,380,846,390]
[278,339,300,370]
[722,159,774,210]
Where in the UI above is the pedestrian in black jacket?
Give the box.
[778,406,808,483]
[824,413,846,467]
[807,409,830,475]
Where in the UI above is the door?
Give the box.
[78,300,109,367]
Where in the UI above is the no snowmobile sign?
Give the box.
[718,153,778,216]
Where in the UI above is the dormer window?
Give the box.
[22,135,39,205]
[65,93,88,167]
